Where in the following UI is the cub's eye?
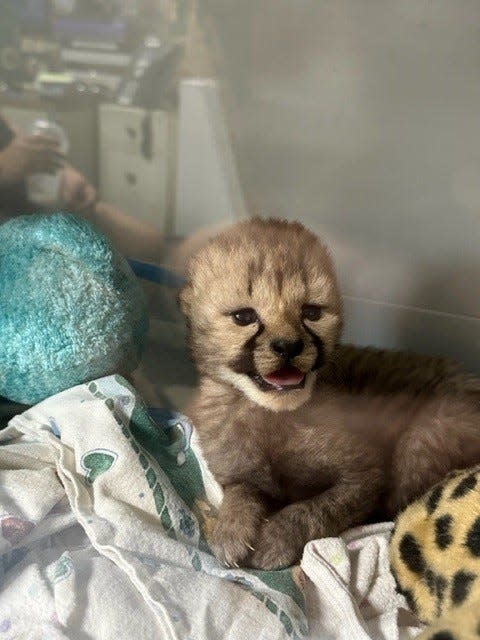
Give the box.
[231,308,259,326]
[302,304,323,322]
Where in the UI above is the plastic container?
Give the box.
[26,118,69,207]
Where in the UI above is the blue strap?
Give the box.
[128,260,186,288]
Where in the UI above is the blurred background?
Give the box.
[1,0,479,408]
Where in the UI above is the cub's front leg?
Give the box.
[248,464,383,570]
[209,483,267,567]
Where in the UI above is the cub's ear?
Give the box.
[177,281,193,319]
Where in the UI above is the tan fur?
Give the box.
[180,218,480,570]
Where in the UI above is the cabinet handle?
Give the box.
[126,126,137,139]
[125,172,137,185]
[141,115,153,160]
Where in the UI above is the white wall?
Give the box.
[196,0,480,371]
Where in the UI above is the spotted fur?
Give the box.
[391,466,480,640]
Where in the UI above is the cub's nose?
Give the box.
[270,339,304,359]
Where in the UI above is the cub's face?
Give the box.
[180,219,343,411]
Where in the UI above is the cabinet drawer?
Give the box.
[99,104,169,158]
[100,149,168,229]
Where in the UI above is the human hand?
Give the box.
[60,165,97,214]
[0,133,64,184]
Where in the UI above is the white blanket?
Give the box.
[0,376,422,640]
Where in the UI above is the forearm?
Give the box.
[247,466,383,569]
[0,150,18,185]
[83,200,167,262]
[295,468,383,540]
[219,483,267,524]
[210,482,267,566]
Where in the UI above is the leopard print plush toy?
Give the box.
[390,466,480,640]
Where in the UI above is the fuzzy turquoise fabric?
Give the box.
[0,213,149,404]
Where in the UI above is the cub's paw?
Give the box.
[247,512,305,571]
[209,513,259,568]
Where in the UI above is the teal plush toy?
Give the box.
[0,213,149,404]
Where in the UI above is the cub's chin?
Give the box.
[218,366,317,412]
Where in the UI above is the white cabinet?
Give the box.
[98,104,175,233]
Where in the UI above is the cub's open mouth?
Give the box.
[250,365,306,392]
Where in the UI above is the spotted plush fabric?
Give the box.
[390,466,480,640]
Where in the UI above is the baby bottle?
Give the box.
[26,118,69,207]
